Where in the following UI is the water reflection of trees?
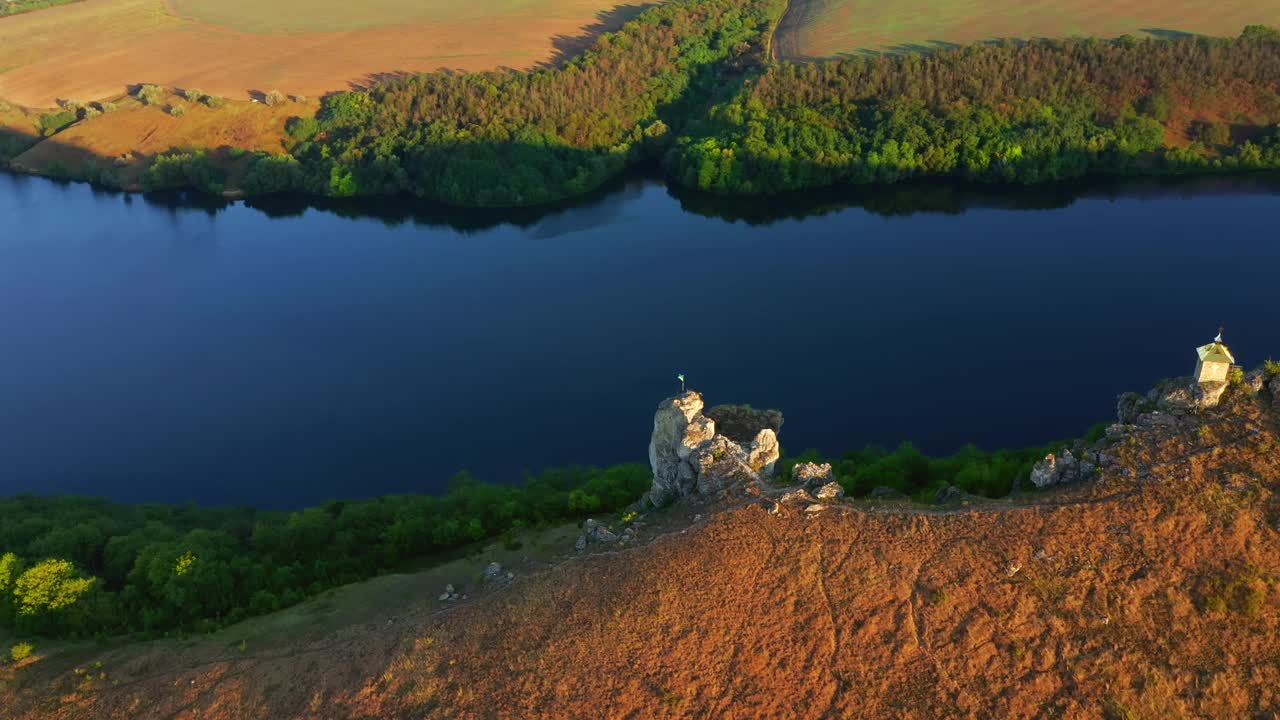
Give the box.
[112,170,1280,232]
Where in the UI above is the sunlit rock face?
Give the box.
[647,392,783,507]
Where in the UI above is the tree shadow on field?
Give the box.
[346,71,420,93]
[1141,28,1202,41]
[539,3,657,69]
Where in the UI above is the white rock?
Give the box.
[815,482,844,502]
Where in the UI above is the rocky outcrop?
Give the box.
[648,392,709,507]
[704,404,784,445]
[1029,448,1098,489]
[747,429,780,477]
[1116,392,1150,425]
[1154,377,1227,413]
[792,462,834,489]
[647,392,782,507]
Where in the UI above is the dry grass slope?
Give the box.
[777,0,1280,59]
[3,383,1279,719]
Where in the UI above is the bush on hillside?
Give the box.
[38,111,76,136]
[263,90,286,106]
[167,103,186,118]
[135,84,164,106]
[183,89,206,103]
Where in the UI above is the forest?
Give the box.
[670,26,1280,192]
[240,10,1280,206]
[0,465,650,640]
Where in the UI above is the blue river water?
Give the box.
[2,171,1278,507]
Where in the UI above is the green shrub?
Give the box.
[135,84,164,106]
[38,110,76,136]
[202,95,224,109]
[98,101,117,113]
[183,88,206,103]
[10,642,34,662]
[285,116,321,141]
[1264,359,1280,377]
[167,103,186,118]
[263,90,286,106]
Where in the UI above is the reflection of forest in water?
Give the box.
[15,167,1276,234]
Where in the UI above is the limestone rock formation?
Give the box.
[703,404,784,445]
[1030,449,1098,489]
[815,482,845,502]
[648,392,708,507]
[747,429,780,476]
[1154,377,1227,413]
[792,462,834,489]
[647,391,782,507]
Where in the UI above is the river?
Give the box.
[2,170,1278,507]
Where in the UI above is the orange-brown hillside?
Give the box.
[3,383,1279,719]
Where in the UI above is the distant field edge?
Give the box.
[773,0,1280,59]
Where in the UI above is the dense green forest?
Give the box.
[0,434,1080,645]
[233,10,1280,206]
[0,465,649,641]
[257,0,786,206]
[0,0,84,17]
[670,26,1280,192]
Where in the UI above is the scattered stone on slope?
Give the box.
[815,482,845,503]
[792,462,834,489]
[438,584,459,602]
[574,535,587,553]
[484,562,505,582]
[779,489,816,505]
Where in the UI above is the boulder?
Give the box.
[1030,450,1080,489]
[779,489,816,505]
[746,429,780,477]
[815,482,845,502]
[483,562,504,581]
[574,535,587,553]
[793,462,834,489]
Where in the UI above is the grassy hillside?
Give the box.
[3,380,1279,718]
[776,0,1280,59]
